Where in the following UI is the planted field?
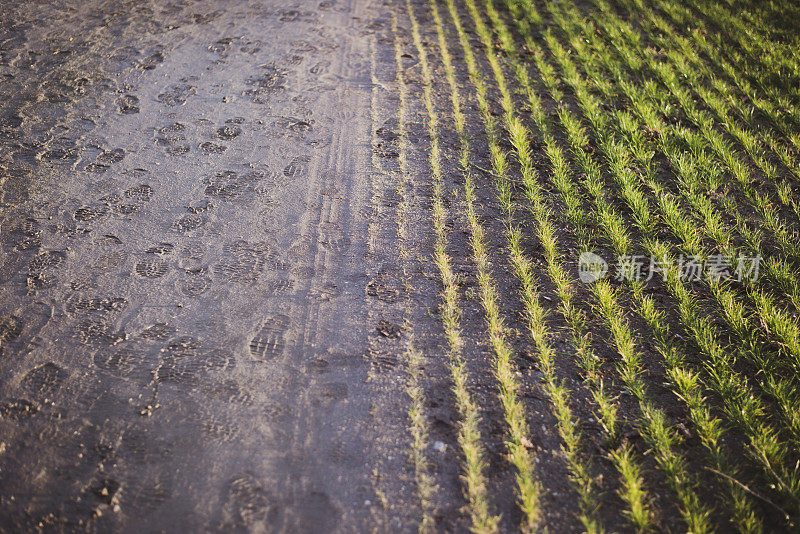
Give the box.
[379,0,800,530]
[1,0,798,530]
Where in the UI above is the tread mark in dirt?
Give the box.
[125,184,154,202]
[21,362,67,399]
[29,250,66,272]
[135,257,169,278]
[178,273,212,296]
[187,200,214,214]
[244,65,287,102]
[96,148,125,164]
[283,155,311,179]
[310,60,330,75]
[173,214,205,233]
[199,142,226,154]
[0,315,24,345]
[220,474,276,529]
[203,170,264,200]
[375,319,401,339]
[75,203,108,221]
[93,347,151,379]
[249,314,290,361]
[137,51,164,70]
[216,125,241,140]
[145,243,174,255]
[118,94,139,114]
[157,83,196,106]
[140,323,177,341]
[74,318,124,345]
[70,297,127,314]
[215,241,272,284]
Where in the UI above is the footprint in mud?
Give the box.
[216,125,241,140]
[366,270,400,303]
[156,337,233,384]
[0,398,39,420]
[266,278,294,296]
[145,243,174,256]
[309,60,330,75]
[0,315,24,353]
[314,382,348,405]
[173,214,205,233]
[203,170,265,200]
[97,148,125,165]
[208,37,235,57]
[310,282,340,301]
[158,82,196,106]
[249,314,290,361]
[9,218,42,251]
[283,155,311,179]
[139,323,176,341]
[187,200,214,214]
[92,251,128,273]
[74,203,109,222]
[100,183,153,215]
[68,297,127,314]
[177,273,212,297]
[137,51,164,70]
[29,250,66,272]
[219,474,277,529]
[244,65,287,102]
[199,141,226,154]
[376,319,402,339]
[20,362,67,400]
[319,223,350,253]
[135,256,169,278]
[93,346,153,380]
[156,122,189,155]
[278,9,301,22]
[215,241,273,284]
[75,318,125,346]
[118,94,140,114]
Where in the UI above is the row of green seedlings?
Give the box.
[504,1,771,529]
[658,0,800,150]
[612,0,800,229]
[432,0,613,529]
[554,0,800,446]
[391,13,438,531]
[591,0,800,303]
[570,0,800,451]
[462,0,702,528]
[685,0,800,113]
[543,0,800,522]
[429,0,549,530]
[403,4,510,531]
[486,0,724,530]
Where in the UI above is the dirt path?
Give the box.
[0,0,434,530]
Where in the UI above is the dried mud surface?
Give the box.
[0,0,433,531]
